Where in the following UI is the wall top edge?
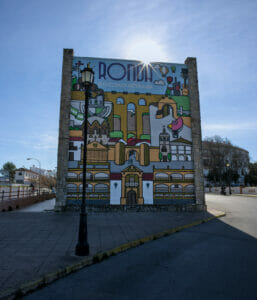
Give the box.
[73,55,187,67]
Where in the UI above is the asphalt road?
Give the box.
[24,194,257,300]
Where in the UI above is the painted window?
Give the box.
[79,172,93,179]
[127,103,136,131]
[185,146,191,154]
[170,184,182,192]
[185,174,194,179]
[67,172,77,178]
[171,146,177,154]
[185,184,195,193]
[66,184,77,193]
[178,146,184,154]
[95,184,109,192]
[155,184,169,192]
[79,184,93,192]
[171,173,182,179]
[95,173,109,179]
[116,97,124,104]
[155,173,168,179]
[138,98,146,106]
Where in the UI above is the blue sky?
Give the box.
[0,0,257,170]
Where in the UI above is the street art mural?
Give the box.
[67,57,195,205]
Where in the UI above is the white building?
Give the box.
[15,168,39,185]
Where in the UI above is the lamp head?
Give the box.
[81,63,94,86]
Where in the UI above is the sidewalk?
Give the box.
[0,208,225,299]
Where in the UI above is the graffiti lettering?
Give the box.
[98,62,153,82]
[99,62,106,80]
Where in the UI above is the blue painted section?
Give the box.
[73,56,187,94]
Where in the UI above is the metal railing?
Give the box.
[1,189,52,202]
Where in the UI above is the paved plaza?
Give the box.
[0,199,223,299]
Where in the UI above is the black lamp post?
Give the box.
[75,63,94,256]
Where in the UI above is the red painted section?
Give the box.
[110,173,122,180]
[69,137,83,141]
[142,173,153,180]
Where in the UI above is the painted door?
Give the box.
[127,190,137,205]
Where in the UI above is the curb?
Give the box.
[233,194,257,198]
[0,211,225,300]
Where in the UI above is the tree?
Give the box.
[244,163,257,186]
[203,136,249,186]
[1,162,16,183]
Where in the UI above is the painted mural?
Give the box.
[67,57,195,205]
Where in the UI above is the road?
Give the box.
[24,194,257,300]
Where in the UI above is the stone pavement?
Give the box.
[0,207,224,298]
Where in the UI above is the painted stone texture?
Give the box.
[67,57,195,205]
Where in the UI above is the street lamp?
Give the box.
[226,162,232,195]
[75,63,94,256]
[27,157,41,195]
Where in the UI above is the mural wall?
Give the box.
[67,57,195,205]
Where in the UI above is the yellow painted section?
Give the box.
[69,130,82,137]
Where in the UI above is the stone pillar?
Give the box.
[55,49,73,211]
[185,57,206,209]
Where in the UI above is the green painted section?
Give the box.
[171,96,190,111]
[140,134,151,140]
[96,107,103,114]
[110,131,123,138]
[127,133,135,139]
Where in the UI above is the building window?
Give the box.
[172,155,177,161]
[179,155,185,161]
[116,97,124,104]
[138,98,146,106]
[178,146,184,154]
[161,146,167,152]
[69,152,74,161]
[127,103,136,131]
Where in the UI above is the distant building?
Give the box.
[0,176,9,183]
[15,168,39,185]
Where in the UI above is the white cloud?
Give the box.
[33,132,58,150]
[202,122,257,132]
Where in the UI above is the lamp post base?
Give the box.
[75,212,90,256]
[75,243,90,256]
